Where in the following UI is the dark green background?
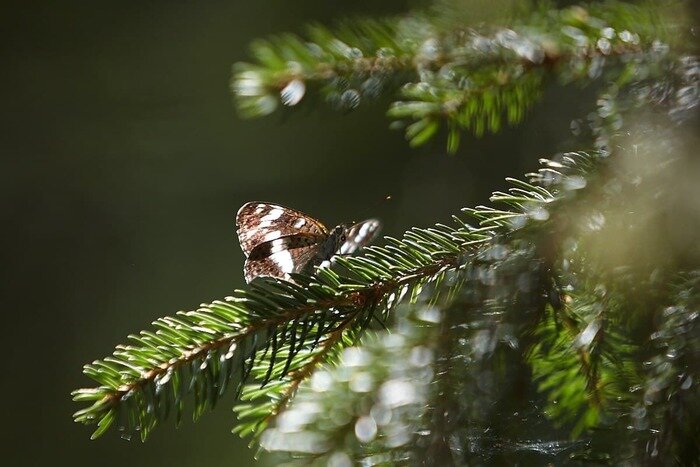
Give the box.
[3,1,591,465]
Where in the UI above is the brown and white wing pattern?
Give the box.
[243,240,321,283]
[338,219,381,255]
[236,202,328,257]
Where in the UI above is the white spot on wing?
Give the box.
[339,220,380,255]
[262,208,284,222]
[294,218,307,228]
[269,238,289,254]
[272,250,295,273]
[358,223,371,237]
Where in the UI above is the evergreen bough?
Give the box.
[73,1,699,464]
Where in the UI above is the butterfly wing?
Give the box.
[243,235,322,282]
[236,202,381,283]
[236,202,329,257]
[338,219,381,255]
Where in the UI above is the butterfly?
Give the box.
[236,202,381,283]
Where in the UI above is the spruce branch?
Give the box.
[73,147,607,441]
[230,1,685,152]
[528,291,638,438]
[72,124,700,461]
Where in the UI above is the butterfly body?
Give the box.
[236,202,380,283]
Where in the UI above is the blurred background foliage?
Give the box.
[2,1,698,466]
